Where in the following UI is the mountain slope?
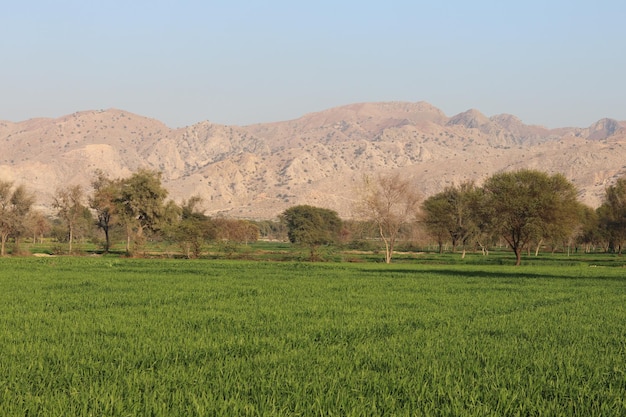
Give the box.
[2,102,626,218]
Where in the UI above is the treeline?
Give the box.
[421,170,626,264]
[281,170,626,265]
[0,170,286,258]
[1,168,626,263]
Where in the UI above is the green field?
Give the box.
[1,257,625,416]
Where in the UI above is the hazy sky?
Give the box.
[2,0,625,128]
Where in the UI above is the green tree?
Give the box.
[53,185,86,254]
[26,210,51,245]
[214,218,259,245]
[356,173,420,263]
[421,181,484,257]
[596,177,626,253]
[482,169,581,265]
[574,204,600,253]
[0,181,35,256]
[116,169,169,255]
[168,196,215,259]
[421,192,452,254]
[89,170,121,252]
[281,205,342,261]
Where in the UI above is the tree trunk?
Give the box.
[13,237,21,255]
[380,235,393,264]
[104,226,110,253]
[535,239,542,257]
[68,225,73,254]
[0,234,7,256]
[125,223,132,254]
[515,247,522,266]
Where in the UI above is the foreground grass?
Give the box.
[1,258,625,416]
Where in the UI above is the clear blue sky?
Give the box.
[1,0,625,128]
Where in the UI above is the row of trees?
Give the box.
[3,168,626,264]
[88,169,261,257]
[421,170,581,265]
[281,170,626,266]
[0,169,261,258]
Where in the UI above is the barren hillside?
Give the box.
[2,102,625,219]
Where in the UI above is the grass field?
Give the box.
[1,256,625,416]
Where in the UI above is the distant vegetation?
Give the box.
[2,168,626,265]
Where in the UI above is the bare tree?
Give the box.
[356,173,420,263]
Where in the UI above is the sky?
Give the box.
[1,0,625,128]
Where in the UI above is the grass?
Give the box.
[0,258,625,415]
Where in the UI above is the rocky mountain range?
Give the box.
[2,101,625,219]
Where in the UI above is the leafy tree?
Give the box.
[574,204,600,253]
[26,210,51,245]
[421,193,452,254]
[255,219,287,241]
[211,217,260,257]
[0,181,35,256]
[168,196,215,259]
[90,170,121,252]
[115,169,169,255]
[421,181,484,257]
[482,169,581,265]
[356,173,420,263]
[281,205,342,261]
[53,185,87,254]
[214,218,260,245]
[596,177,626,253]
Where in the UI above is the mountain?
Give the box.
[2,102,626,219]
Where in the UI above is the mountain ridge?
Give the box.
[2,102,626,219]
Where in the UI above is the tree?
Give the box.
[0,181,35,256]
[214,218,260,245]
[356,173,420,263]
[26,210,51,245]
[90,170,120,253]
[10,185,36,254]
[115,169,170,255]
[421,192,452,254]
[53,185,87,254]
[281,205,342,261]
[168,196,215,259]
[596,177,626,254]
[421,181,484,257]
[482,169,581,265]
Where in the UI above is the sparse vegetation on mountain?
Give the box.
[2,102,625,219]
